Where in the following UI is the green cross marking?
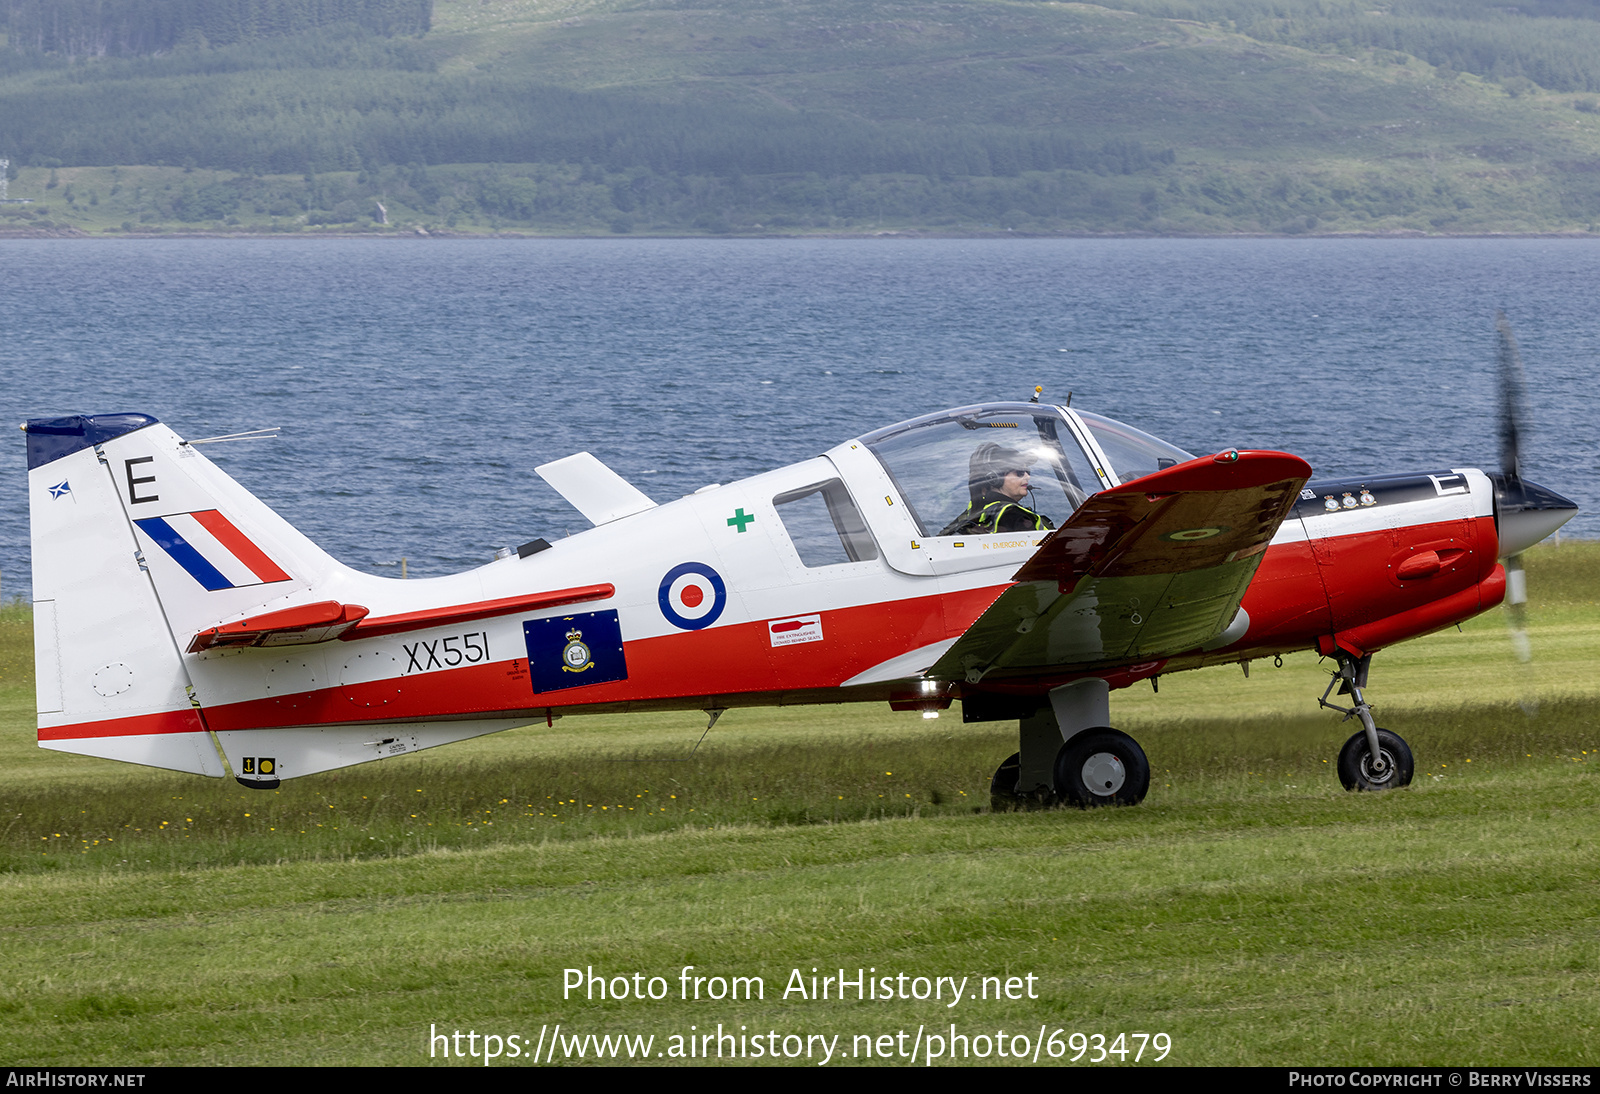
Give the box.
[727,508,756,533]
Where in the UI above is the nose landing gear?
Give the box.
[1319,652,1415,791]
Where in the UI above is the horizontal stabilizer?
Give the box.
[189,600,370,652]
[189,584,617,651]
[344,584,616,640]
[536,452,657,526]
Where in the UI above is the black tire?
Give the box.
[1054,729,1150,808]
[990,752,1022,812]
[1337,728,1414,791]
[990,752,1057,811]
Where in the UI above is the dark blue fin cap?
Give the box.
[23,413,161,471]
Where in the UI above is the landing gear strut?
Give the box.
[1319,652,1414,791]
[990,679,1150,811]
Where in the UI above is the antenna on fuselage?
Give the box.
[1030,385,1042,403]
[180,426,282,446]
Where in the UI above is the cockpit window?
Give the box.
[861,404,1096,537]
[773,479,879,567]
[1078,412,1195,485]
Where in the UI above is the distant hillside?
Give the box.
[3,0,432,56]
[1107,0,1600,91]
[2,0,1598,235]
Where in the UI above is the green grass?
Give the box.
[1,543,1597,1065]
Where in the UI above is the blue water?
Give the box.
[2,237,1595,602]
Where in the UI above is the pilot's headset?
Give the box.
[967,443,1029,501]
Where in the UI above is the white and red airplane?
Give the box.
[22,386,1575,807]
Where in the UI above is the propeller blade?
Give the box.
[1494,312,1547,717]
[1504,551,1537,716]
[1488,315,1576,555]
[1495,309,1526,485]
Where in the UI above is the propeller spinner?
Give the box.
[1492,311,1579,558]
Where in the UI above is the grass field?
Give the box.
[0,543,1596,1066]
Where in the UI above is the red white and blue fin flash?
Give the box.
[134,510,292,592]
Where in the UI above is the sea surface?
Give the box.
[2,237,1595,602]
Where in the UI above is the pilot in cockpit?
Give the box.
[939,442,1057,536]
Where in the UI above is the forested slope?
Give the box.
[3,0,431,55]
[2,0,1598,235]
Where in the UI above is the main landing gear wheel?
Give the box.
[989,752,1058,811]
[1054,729,1150,808]
[990,752,1022,812]
[1337,728,1414,792]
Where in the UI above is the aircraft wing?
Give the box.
[928,450,1311,685]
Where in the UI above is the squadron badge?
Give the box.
[561,628,593,673]
[524,610,627,694]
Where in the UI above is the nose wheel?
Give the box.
[1320,651,1415,791]
[1337,727,1414,791]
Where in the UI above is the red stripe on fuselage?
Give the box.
[201,585,999,732]
[39,708,208,741]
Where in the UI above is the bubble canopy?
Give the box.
[858,402,1195,539]
[1074,411,1198,485]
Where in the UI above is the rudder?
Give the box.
[24,413,344,776]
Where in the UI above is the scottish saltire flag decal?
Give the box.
[134,510,292,591]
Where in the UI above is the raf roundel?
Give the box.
[658,562,727,631]
[1161,525,1230,542]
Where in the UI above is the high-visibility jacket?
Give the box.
[945,496,1054,535]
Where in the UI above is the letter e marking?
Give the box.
[125,457,158,504]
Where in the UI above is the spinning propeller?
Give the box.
[1489,311,1579,713]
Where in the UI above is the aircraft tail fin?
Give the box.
[23,413,343,775]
